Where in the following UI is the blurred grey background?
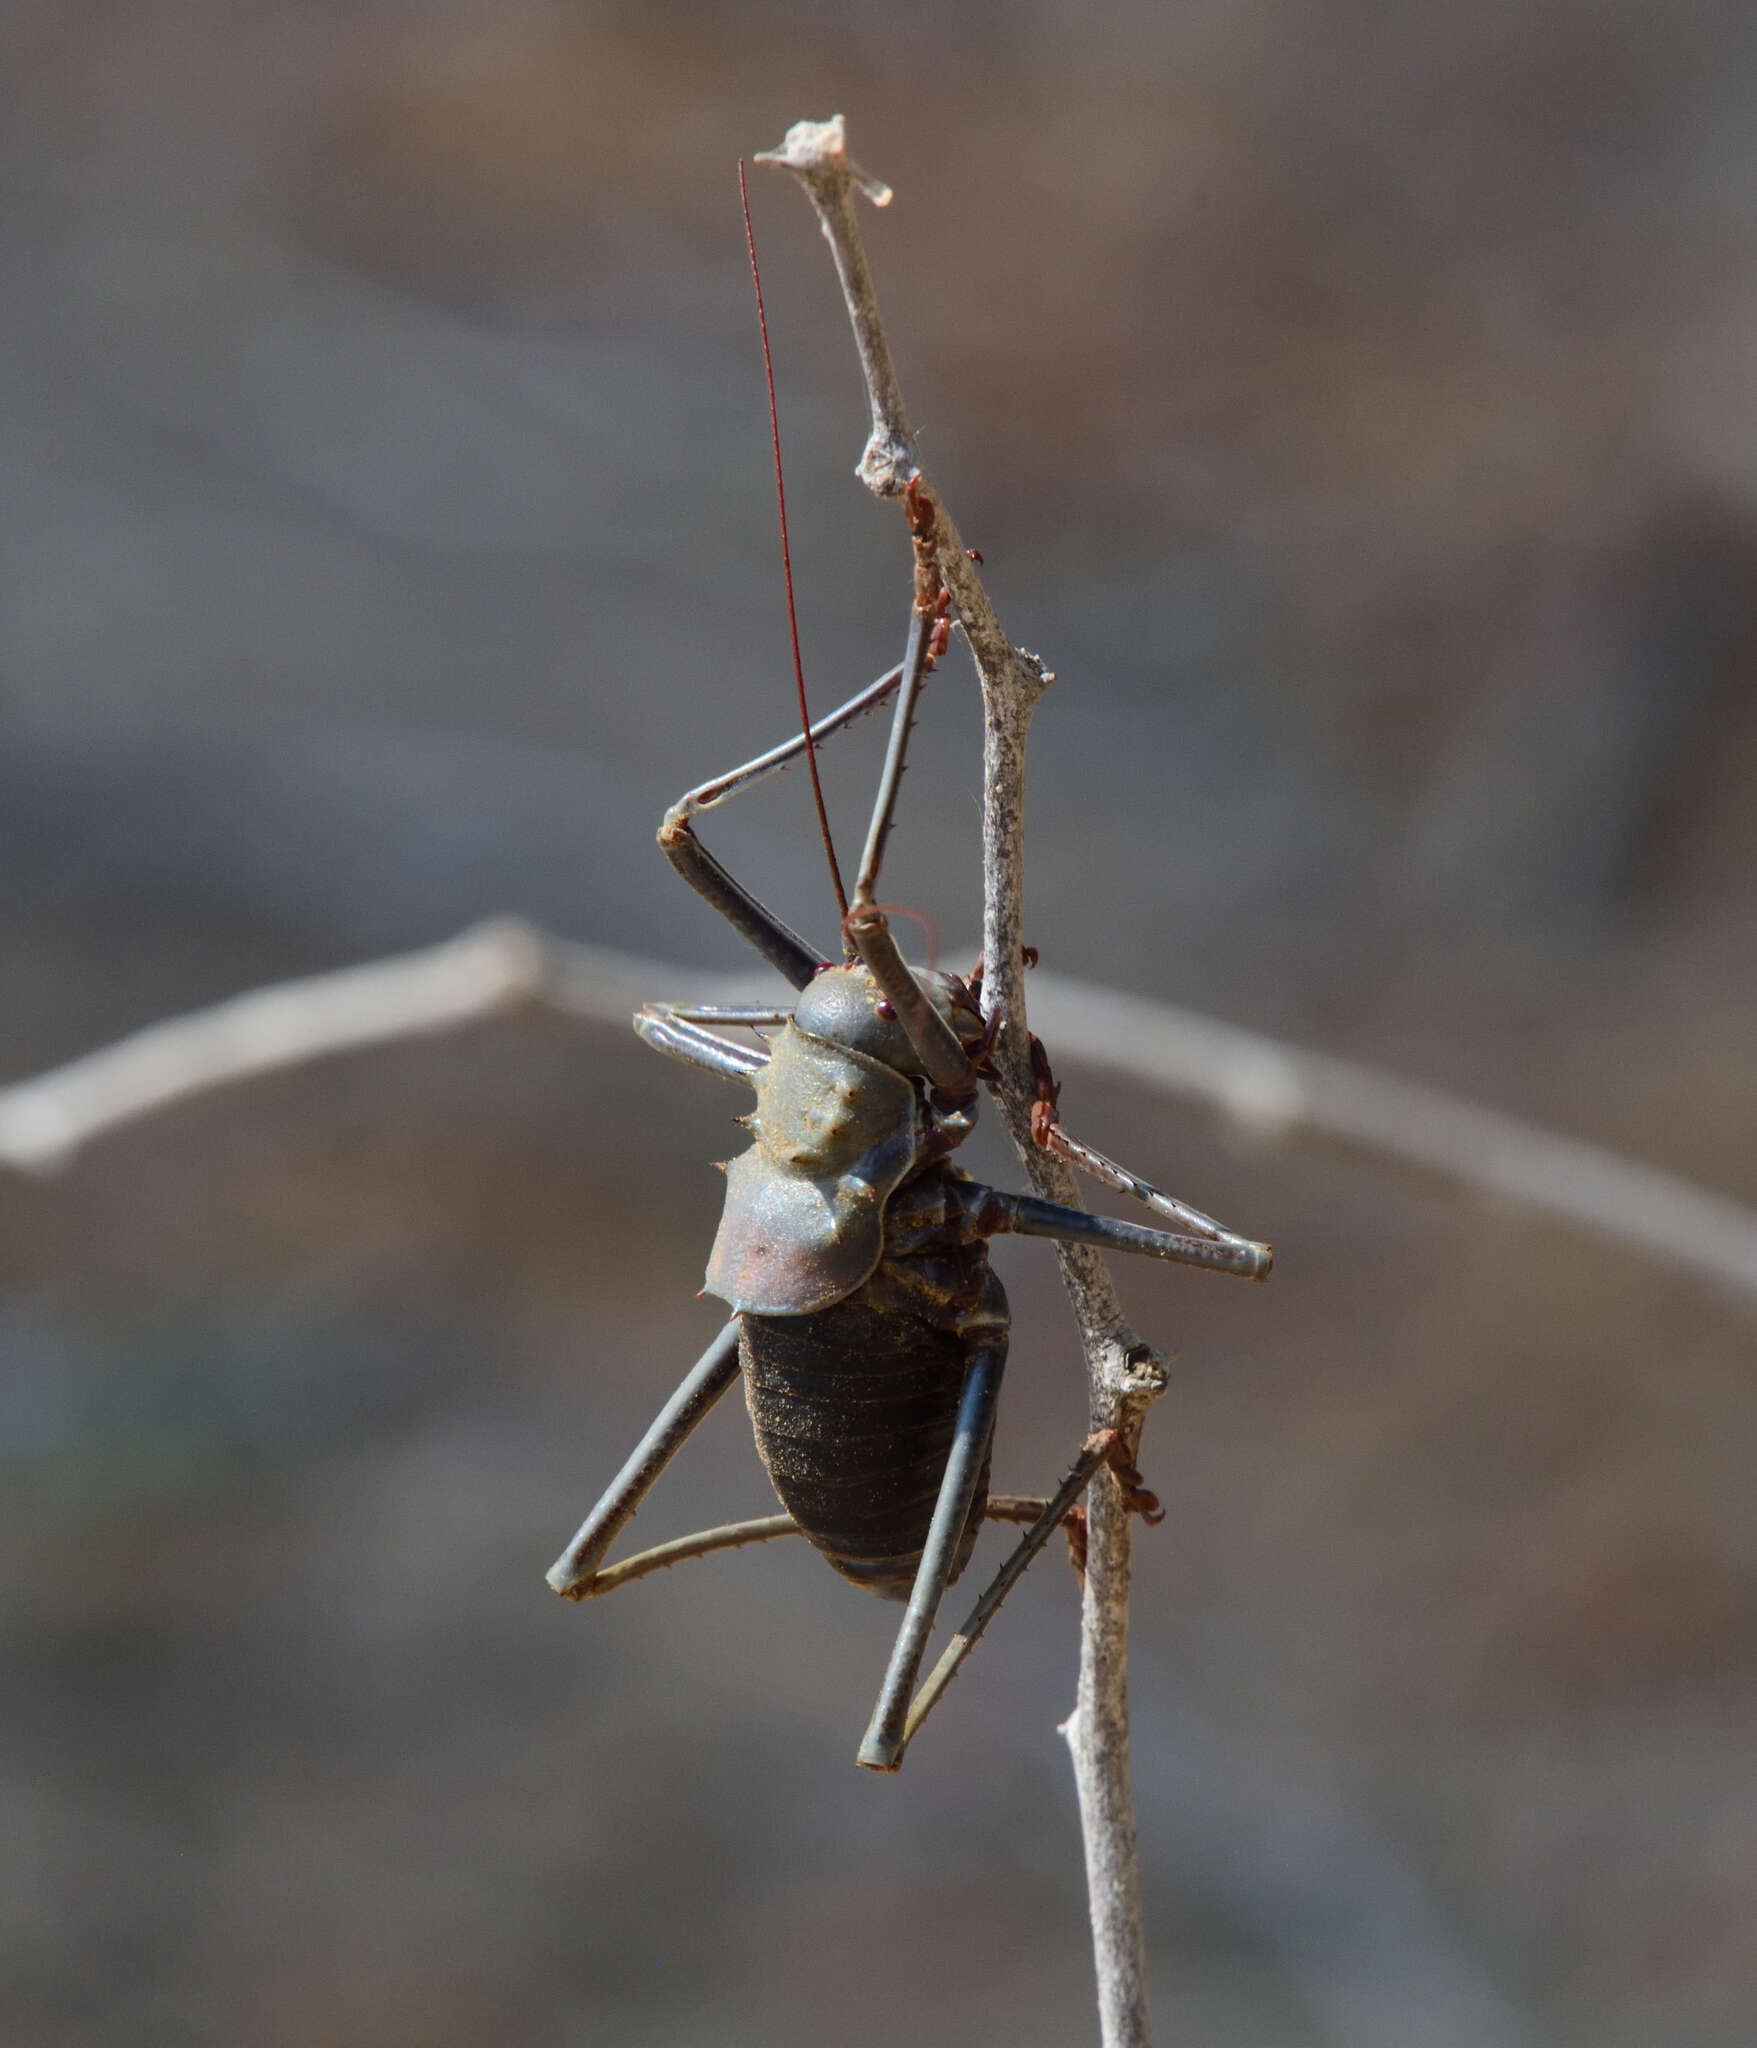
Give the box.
[3,4,1756,2044]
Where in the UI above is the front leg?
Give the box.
[658,819,827,990]
[634,1003,775,1083]
[661,661,905,988]
[963,1183,1273,1279]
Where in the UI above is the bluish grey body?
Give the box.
[710,968,1003,1599]
[546,651,1270,1769]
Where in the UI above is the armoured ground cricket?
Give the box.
[546,154,1271,1774]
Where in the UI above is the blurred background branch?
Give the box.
[6,921,1754,1308]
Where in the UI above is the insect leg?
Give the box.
[658,1005,794,1026]
[1037,1123,1265,1256]
[660,662,905,989]
[561,1513,801,1597]
[552,1492,1061,1605]
[973,1186,1273,1279]
[634,1004,770,1082]
[833,512,983,1097]
[1020,1030,1265,1252]
[546,1319,744,1598]
[851,475,949,909]
[856,1336,1006,1772]
[851,609,935,909]
[658,828,825,989]
[887,1434,1113,1766]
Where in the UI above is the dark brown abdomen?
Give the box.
[741,1281,1005,1599]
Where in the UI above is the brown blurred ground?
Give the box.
[1,5,1755,2045]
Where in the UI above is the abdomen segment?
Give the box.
[741,1286,1005,1599]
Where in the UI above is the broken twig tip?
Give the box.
[756,115,893,207]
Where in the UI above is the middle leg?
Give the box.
[969,1184,1273,1279]
[634,1004,775,1083]
[1027,1031,1268,1258]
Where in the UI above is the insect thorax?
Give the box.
[703,967,982,1319]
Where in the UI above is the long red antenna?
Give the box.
[739,159,849,921]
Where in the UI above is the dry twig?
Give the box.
[757,113,1163,2048]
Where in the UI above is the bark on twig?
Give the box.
[759,113,1158,2048]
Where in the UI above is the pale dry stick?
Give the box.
[0,921,555,1171]
[6,926,1757,1315]
[756,114,1160,2048]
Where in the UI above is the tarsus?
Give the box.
[739,160,849,922]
